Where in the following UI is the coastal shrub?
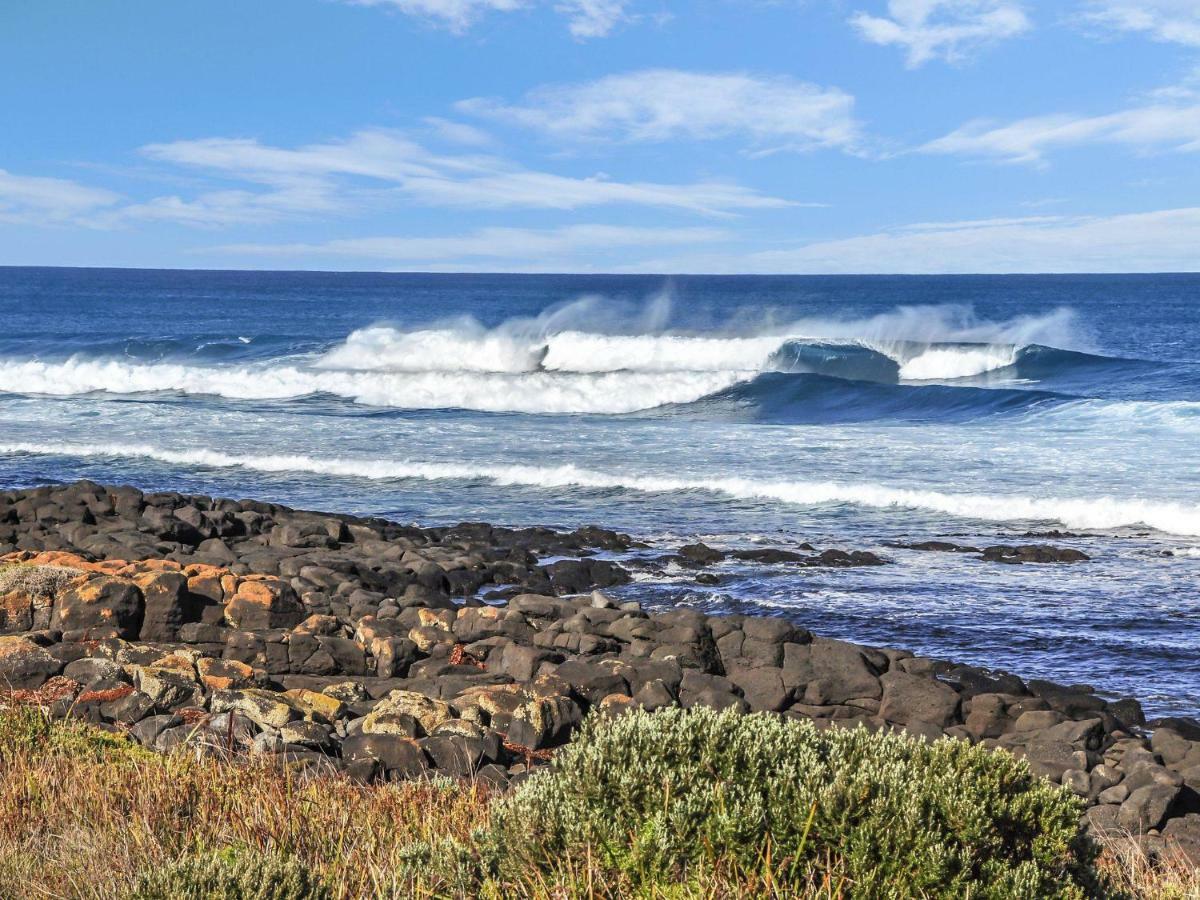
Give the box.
[0,705,151,761]
[131,847,332,900]
[489,706,1101,899]
[0,562,81,599]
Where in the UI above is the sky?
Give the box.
[2,0,1200,274]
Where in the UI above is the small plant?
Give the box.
[130,846,332,900]
[489,706,1102,899]
[0,563,81,599]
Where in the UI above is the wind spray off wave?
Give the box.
[0,299,1152,416]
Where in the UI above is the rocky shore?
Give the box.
[1,480,1197,863]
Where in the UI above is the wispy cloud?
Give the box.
[738,207,1200,273]
[459,69,861,153]
[213,209,1200,274]
[335,0,628,37]
[0,169,121,226]
[849,0,1031,67]
[555,0,630,38]
[921,102,1200,164]
[211,223,726,267]
[125,129,792,224]
[338,0,525,33]
[1080,0,1200,46]
[422,116,495,147]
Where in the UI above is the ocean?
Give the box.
[1,267,1197,717]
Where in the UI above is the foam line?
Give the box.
[4,441,1199,536]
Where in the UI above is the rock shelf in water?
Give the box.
[0,480,1197,864]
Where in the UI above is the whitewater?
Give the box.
[4,440,1199,536]
[2,269,1198,714]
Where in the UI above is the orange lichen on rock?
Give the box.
[0,675,81,707]
[196,658,256,691]
[77,684,135,704]
[225,577,304,630]
[1,550,100,572]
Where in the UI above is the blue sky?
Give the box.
[3,0,1200,273]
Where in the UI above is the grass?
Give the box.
[0,705,1194,898]
[1095,836,1200,900]
[0,706,842,898]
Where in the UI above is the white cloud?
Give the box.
[0,169,121,225]
[337,0,627,37]
[459,69,861,153]
[921,102,1200,163]
[1081,0,1200,45]
[423,116,495,146]
[555,0,630,37]
[208,210,1200,274]
[211,224,726,266]
[849,0,1031,67]
[128,129,791,223]
[737,208,1200,273]
[341,0,525,33]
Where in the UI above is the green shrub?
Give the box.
[131,846,331,900]
[0,707,151,761]
[489,707,1101,899]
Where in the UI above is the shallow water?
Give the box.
[2,268,1197,716]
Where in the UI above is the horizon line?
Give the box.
[2,265,1199,278]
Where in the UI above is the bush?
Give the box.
[0,706,151,761]
[131,847,332,900]
[489,707,1101,899]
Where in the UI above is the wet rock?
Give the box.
[981,545,1089,564]
[1152,717,1200,742]
[888,540,981,553]
[677,543,725,565]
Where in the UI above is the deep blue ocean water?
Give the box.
[2,267,1198,716]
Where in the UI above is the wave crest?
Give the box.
[0,301,1142,416]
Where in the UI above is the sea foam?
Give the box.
[4,441,1199,536]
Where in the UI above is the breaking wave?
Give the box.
[0,301,1158,417]
[4,440,1199,536]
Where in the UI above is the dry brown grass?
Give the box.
[1095,834,1200,900]
[0,707,843,899]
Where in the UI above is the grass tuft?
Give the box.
[0,563,82,599]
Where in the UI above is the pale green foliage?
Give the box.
[131,847,331,900]
[0,706,152,761]
[490,707,1101,899]
[395,837,481,893]
[0,563,80,598]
